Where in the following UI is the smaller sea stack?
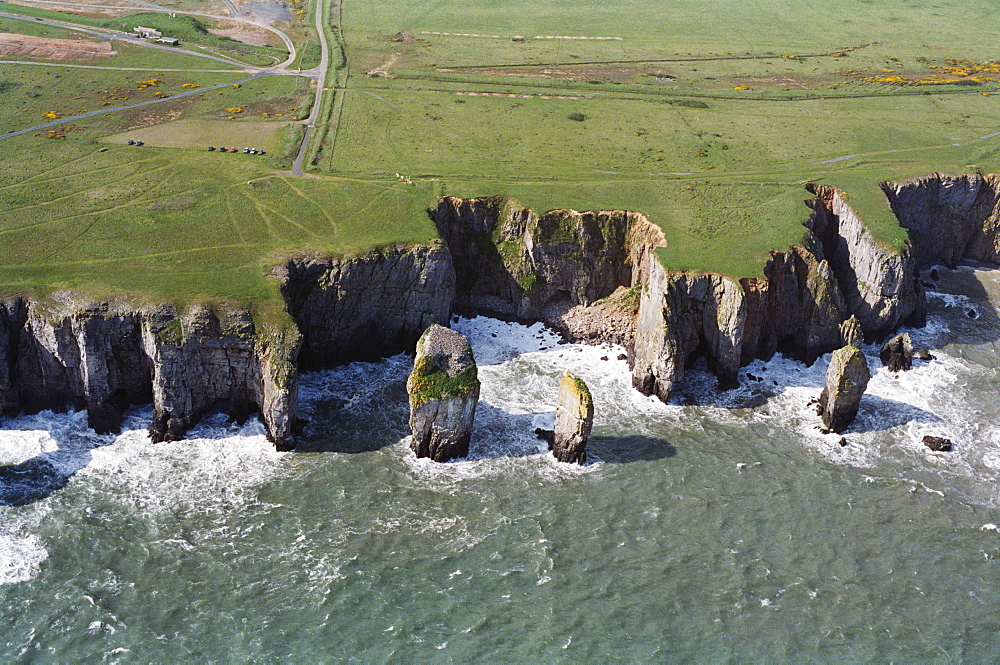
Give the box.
[407,325,480,462]
[553,372,594,464]
[818,346,871,433]
[880,332,914,372]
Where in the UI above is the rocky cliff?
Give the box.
[807,185,925,336]
[881,172,1000,268]
[278,242,454,368]
[0,295,299,449]
[4,172,998,449]
[0,241,453,450]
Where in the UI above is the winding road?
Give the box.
[0,0,334,154]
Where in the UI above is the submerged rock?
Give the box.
[923,435,953,452]
[818,346,871,433]
[880,332,914,372]
[407,325,480,462]
[553,372,594,464]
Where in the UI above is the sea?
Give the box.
[3,264,1000,662]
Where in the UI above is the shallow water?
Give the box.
[4,266,1000,661]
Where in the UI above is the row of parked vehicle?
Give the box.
[208,146,266,155]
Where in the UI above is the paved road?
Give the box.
[0,11,255,69]
[0,73,264,139]
[0,2,298,70]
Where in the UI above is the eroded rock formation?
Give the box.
[0,295,299,448]
[407,325,480,461]
[4,170,999,451]
[278,243,454,367]
[553,372,594,464]
[923,435,953,452]
[882,173,1000,268]
[880,332,914,372]
[818,345,871,433]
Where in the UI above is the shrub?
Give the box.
[568,112,586,122]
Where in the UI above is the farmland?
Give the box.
[2,0,1000,302]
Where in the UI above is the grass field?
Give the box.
[3,0,1000,303]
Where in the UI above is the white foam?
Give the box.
[0,528,47,585]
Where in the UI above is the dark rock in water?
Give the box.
[880,332,914,372]
[838,437,848,447]
[600,356,609,361]
[553,372,593,465]
[922,435,952,452]
[916,349,935,361]
[967,308,979,320]
[840,315,864,349]
[747,373,761,382]
[534,427,555,449]
[922,281,935,290]
[617,353,627,361]
[818,345,871,433]
[930,268,940,281]
[407,325,480,462]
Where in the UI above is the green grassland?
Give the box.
[4,0,1000,304]
[0,134,437,302]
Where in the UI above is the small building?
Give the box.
[134,26,162,38]
[158,37,179,46]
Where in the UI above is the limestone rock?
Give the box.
[922,435,952,452]
[807,185,921,336]
[882,173,1000,268]
[840,315,864,348]
[407,325,480,461]
[880,333,914,372]
[0,293,300,448]
[553,372,594,464]
[818,346,871,433]
[279,243,455,368]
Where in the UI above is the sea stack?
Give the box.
[880,332,914,372]
[407,325,480,462]
[818,346,871,433]
[553,372,594,464]
[840,315,864,349]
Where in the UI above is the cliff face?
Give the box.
[279,243,455,368]
[807,185,923,336]
[882,173,1000,268]
[0,296,299,449]
[5,172,998,449]
[430,196,663,328]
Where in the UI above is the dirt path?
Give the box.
[292,0,332,174]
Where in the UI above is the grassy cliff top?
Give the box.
[3,0,1000,303]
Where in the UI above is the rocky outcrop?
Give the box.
[407,325,480,461]
[923,435,952,452]
[882,173,1000,268]
[807,185,923,336]
[818,345,871,433]
[631,235,848,399]
[840,315,863,348]
[430,196,664,333]
[278,243,455,368]
[0,294,299,448]
[553,372,593,464]
[879,332,914,372]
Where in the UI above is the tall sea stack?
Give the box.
[407,325,480,461]
[818,346,871,433]
[553,372,594,464]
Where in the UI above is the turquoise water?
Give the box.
[3,266,1000,662]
